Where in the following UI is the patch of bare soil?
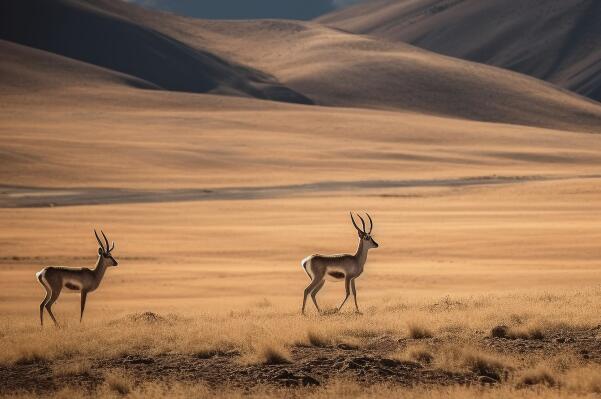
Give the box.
[483,324,601,362]
[2,327,600,395]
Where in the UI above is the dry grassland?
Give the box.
[1,178,601,398]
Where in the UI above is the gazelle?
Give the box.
[301,212,379,315]
[36,230,118,326]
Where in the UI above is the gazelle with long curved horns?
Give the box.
[301,212,379,315]
[36,230,118,326]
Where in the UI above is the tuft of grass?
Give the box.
[11,376,601,398]
[407,346,434,365]
[491,324,544,340]
[260,345,291,365]
[104,372,132,395]
[408,323,434,339]
[240,342,291,365]
[564,366,601,394]
[307,329,330,347]
[14,350,47,366]
[393,344,434,365]
[52,359,92,377]
[438,346,511,382]
[518,366,557,388]
[462,349,508,381]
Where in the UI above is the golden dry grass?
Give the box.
[1,288,599,365]
[6,377,601,399]
[2,24,601,396]
[1,177,601,397]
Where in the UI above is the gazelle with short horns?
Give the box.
[301,212,379,314]
[36,230,118,326]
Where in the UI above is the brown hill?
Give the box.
[0,0,312,103]
[317,0,601,103]
[0,39,159,93]
[134,15,601,132]
[1,0,601,132]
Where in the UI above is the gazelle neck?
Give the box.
[92,257,108,288]
[354,238,369,266]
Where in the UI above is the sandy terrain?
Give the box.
[318,0,601,102]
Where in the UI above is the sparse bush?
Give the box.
[491,324,544,340]
[463,350,507,381]
[240,342,291,365]
[104,372,132,395]
[490,325,509,338]
[307,330,330,347]
[518,366,557,387]
[260,345,291,365]
[396,344,434,365]
[408,323,433,339]
[408,347,434,365]
[439,346,510,382]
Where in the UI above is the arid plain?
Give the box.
[2,0,601,398]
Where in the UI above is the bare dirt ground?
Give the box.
[2,314,600,396]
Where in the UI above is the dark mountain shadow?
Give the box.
[0,0,313,104]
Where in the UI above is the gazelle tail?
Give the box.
[301,256,313,280]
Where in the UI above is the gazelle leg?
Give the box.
[80,291,88,322]
[351,278,361,314]
[302,278,323,315]
[45,287,62,327]
[337,277,351,312]
[310,280,325,312]
[39,287,51,327]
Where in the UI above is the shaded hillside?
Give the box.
[0,39,159,93]
[0,0,312,104]
[1,0,601,132]
[129,16,601,132]
[318,0,601,102]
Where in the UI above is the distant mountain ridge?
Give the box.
[318,0,601,102]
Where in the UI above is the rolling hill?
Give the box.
[1,0,601,132]
[318,0,601,103]
[0,0,312,103]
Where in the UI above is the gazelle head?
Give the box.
[94,229,118,267]
[350,212,379,249]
